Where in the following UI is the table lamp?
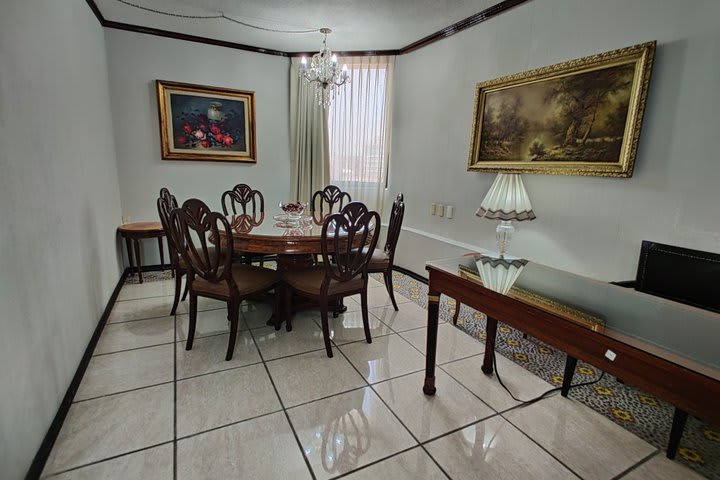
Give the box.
[476,173,536,258]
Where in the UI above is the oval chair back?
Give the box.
[320,202,380,286]
[157,187,180,266]
[311,185,352,216]
[384,193,405,261]
[169,199,234,290]
[221,183,264,215]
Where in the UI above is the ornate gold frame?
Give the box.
[467,41,655,177]
[458,265,605,332]
[156,80,257,163]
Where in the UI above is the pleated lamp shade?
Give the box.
[475,174,536,221]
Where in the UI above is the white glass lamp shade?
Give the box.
[475,174,536,221]
[476,255,528,295]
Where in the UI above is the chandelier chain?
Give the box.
[115,0,320,34]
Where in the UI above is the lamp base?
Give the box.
[496,220,515,258]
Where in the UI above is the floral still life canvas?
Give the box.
[157,80,256,163]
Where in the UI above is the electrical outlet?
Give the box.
[122,215,130,224]
[438,204,445,217]
[605,349,617,361]
[431,203,437,216]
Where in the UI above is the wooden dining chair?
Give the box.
[156,187,188,315]
[311,185,352,216]
[169,198,281,360]
[367,193,405,311]
[221,183,266,266]
[283,202,381,358]
[221,183,264,216]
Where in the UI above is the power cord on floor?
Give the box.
[492,349,605,407]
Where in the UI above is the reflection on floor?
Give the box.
[39,269,711,479]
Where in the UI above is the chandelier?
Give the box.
[299,28,350,108]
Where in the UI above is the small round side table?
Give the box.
[118,222,166,283]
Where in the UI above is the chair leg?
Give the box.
[181,279,189,301]
[170,270,182,316]
[273,285,282,331]
[383,269,399,311]
[226,299,240,361]
[185,292,197,351]
[320,303,333,358]
[361,288,372,344]
[452,301,461,325]
[285,286,293,332]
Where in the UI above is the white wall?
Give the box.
[0,1,123,477]
[105,30,291,265]
[389,0,720,280]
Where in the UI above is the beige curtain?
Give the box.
[289,57,330,204]
[328,55,395,214]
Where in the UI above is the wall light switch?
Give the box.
[122,215,129,224]
[438,204,445,217]
[431,203,437,216]
[446,205,454,219]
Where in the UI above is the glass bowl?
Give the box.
[279,202,306,220]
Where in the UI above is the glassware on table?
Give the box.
[279,202,306,222]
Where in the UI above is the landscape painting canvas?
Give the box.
[467,42,655,177]
[157,80,256,163]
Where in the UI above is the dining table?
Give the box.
[212,211,374,326]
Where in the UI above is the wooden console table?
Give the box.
[118,222,165,283]
[423,254,720,459]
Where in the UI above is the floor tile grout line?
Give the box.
[176,359,265,382]
[40,440,175,478]
[92,340,177,358]
[245,325,318,480]
[501,411,591,479]
[106,305,225,326]
[609,449,660,480]
[72,380,176,405]
[175,408,285,442]
[327,445,428,480]
[332,343,457,480]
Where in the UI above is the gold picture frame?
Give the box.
[458,265,605,332]
[467,41,655,177]
[156,80,256,163]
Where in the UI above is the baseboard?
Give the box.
[25,268,129,479]
[392,265,428,285]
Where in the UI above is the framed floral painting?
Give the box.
[156,80,256,163]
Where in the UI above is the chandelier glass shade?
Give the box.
[299,28,350,108]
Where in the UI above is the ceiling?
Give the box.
[94,0,500,53]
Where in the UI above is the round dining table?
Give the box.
[214,211,374,326]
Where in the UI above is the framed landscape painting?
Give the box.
[467,41,655,177]
[156,80,256,163]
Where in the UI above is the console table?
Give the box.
[423,254,720,459]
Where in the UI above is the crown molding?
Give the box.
[86,0,530,57]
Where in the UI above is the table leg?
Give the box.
[423,291,441,395]
[481,316,498,374]
[561,355,578,397]
[125,237,135,270]
[158,237,165,270]
[666,408,688,459]
[133,239,143,283]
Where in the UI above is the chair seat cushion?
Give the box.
[192,264,280,299]
[367,249,390,271]
[284,266,364,298]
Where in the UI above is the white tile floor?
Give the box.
[40,277,702,479]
